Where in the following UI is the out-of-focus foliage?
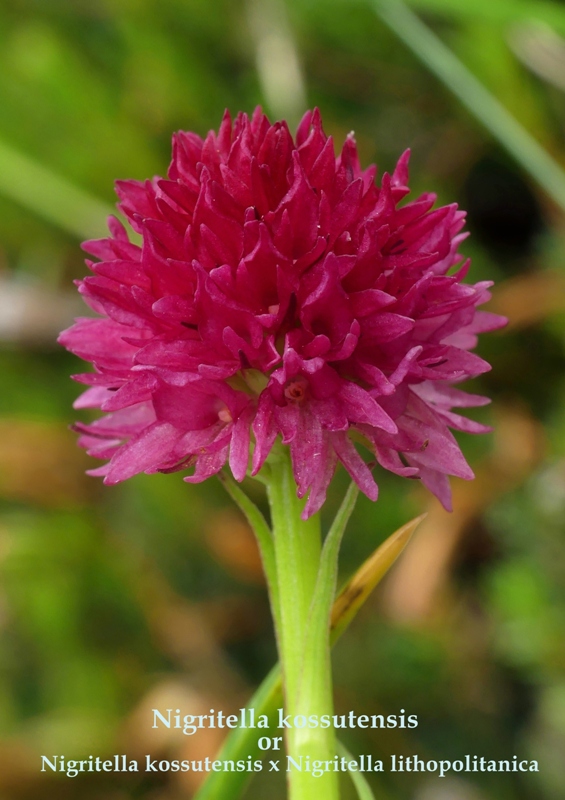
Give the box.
[0,1,564,798]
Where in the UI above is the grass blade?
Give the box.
[0,138,113,239]
[370,0,565,214]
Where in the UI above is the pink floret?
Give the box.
[59,108,506,518]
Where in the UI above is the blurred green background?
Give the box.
[0,0,565,798]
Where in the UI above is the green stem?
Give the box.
[266,452,339,800]
[297,482,358,751]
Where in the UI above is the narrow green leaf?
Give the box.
[407,0,565,32]
[320,482,360,600]
[0,139,114,239]
[337,740,377,800]
[218,470,279,627]
[370,0,565,214]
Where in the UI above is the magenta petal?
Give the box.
[362,312,414,343]
[302,433,337,519]
[339,383,397,433]
[436,409,492,434]
[86,464,112,477]
[58,317,141,371]
[412,381,490,409]
[414,462,454,511]
[251,392,278,474]
[290,408,324,498]
[373,440,419,478]
[101,374,158,411]
[275,403,300,444]
[74,386,113,409]
[184,445,230,483]
[332,432,378,501]
[105,422,181,483]
[398,394,475,480]
[229,405,254,481]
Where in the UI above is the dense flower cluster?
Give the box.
[59,108,504,517]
